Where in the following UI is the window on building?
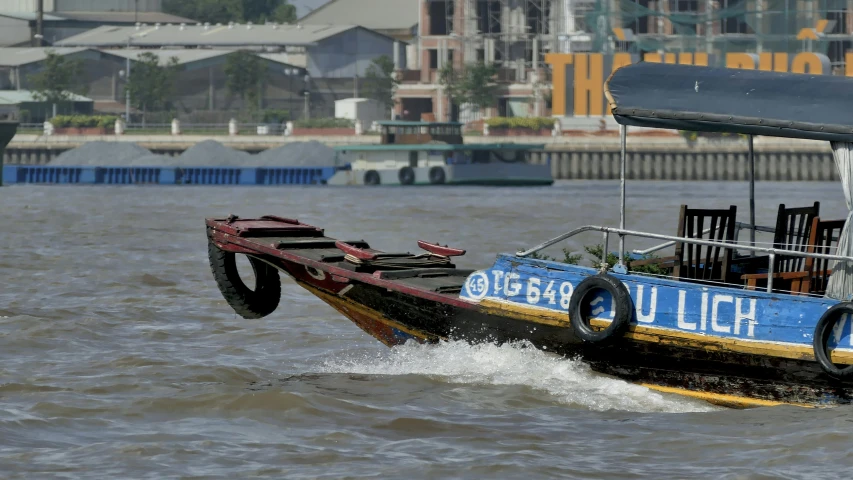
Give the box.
[476,0,502,34]
[525,0,551,35]
[429,0,453,35]
[719,0,749,34]
[630,0,651,34]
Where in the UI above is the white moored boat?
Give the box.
[326,121,554,186]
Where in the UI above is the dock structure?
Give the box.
[3,134,836,182]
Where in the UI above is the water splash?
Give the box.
[322,340,717,414]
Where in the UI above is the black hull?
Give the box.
[343,282,853,406]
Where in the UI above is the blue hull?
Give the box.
[457,254,853,406]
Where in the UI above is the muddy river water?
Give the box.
[1,181,852,478]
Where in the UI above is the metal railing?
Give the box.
[631,222,777,256]
[516,225,852,294]
[15,122,291,136]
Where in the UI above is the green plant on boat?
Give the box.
[527,244,667,276]
[528,248,582,265]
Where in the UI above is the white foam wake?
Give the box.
[322,340,717,413]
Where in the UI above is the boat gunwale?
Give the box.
[515,224,853,296]
[205,219,480,310]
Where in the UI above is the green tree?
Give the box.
[243,0,296,23]
[363,55,399,112]
[163,0,241,24]
[438,61,499,119]
[462,61,499,112]
[28,50,87,105]
[163,0,296,24]
[437,63,465,121]
[224,51,268,111]
[126,52,180,119]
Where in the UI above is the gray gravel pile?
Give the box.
[50,142,153,166]
[252,141,337,167]
[47,139,339,167]
[177,140,254,166]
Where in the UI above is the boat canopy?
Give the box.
[604,62,853,142]
[606,62,853,301]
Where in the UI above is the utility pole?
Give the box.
[303,74,311,120]
[125,37,132,125]
[36,0,44,47]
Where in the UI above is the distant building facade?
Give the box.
[0,23,409,120]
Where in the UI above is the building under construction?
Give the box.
[397,0,583,121]
[396,0,853,120]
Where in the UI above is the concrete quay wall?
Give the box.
[4,134,837,181]
[529,143,837,182]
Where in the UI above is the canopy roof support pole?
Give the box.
[618,124,627,270]
[749,135,756,254]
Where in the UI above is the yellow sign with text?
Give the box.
[545,51,844,116]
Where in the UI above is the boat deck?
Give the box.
[206,216,475,298]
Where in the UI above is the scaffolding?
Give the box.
[423,0,853,76]
[452,0,570,75]
[589,0,852,69]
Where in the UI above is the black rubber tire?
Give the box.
[569,274,633,344]
[813,302,853,378]
[364,170,381,185]
[398,167,415,185]
[428,166,446,185]
[208,239,281,319]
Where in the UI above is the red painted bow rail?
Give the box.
[206,215,467,272]
[205,214,478,310]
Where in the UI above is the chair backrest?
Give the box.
[803,217,845,295]
[673,205,738,283]
[773,201,820,272]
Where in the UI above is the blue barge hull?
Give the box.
[1,165,342,186]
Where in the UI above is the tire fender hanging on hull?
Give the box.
[813,302,853,378]
[208,240,281,319]
[569,274,633,344]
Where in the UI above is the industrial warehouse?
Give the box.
[0,0,848,123]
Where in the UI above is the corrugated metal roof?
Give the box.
[0,47,89,66]
[103,48,305,67]
[292,0,334,19]
[0,46,308,68]
[257,52,307,68]
[55,23,365,48]
[299,0,418,30]
[0,89,92,104]
[100,48,232,66]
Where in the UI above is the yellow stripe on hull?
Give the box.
[298,281,442,345]
[641,384,816,409]
[479,298,853,364]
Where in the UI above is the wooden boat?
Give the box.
[206,63,853,408]
[326,120,553,186]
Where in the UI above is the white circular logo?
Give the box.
[465,271,490,300]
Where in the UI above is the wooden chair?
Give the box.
[771,201,820,273]
[672,205,738,284]
[802,217,844,295]
[742,216,843,295]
